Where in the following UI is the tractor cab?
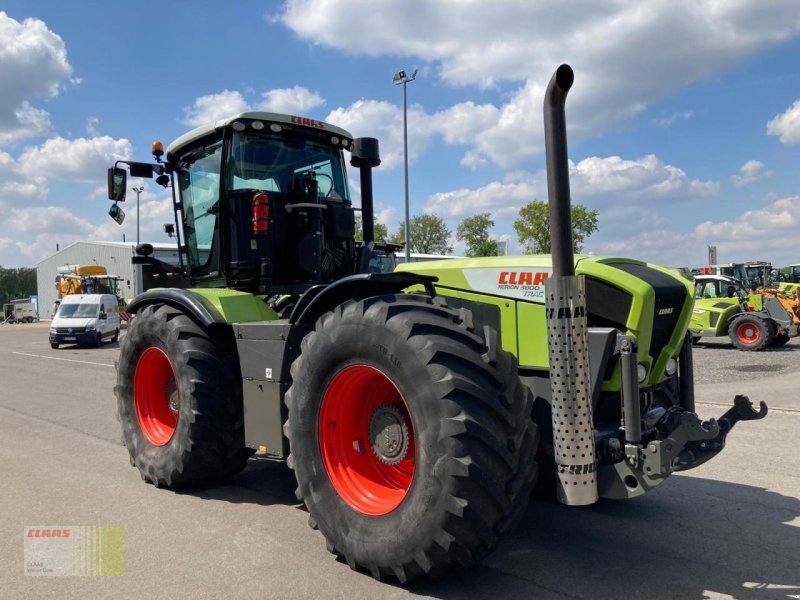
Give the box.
[694,275,749,302]
[108,112,381,295]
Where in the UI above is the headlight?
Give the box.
[637,364,647,383]
[665,358,678,376]
[49,328,56,334]
[85,323,96,331]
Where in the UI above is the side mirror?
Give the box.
[109,203,125,224]
[108,167,127,201]
[99,312,107,320]
[163,223,175,238]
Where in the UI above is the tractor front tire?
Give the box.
[285,294,539,582]
[115,304,252,488]
[729,314,773,351]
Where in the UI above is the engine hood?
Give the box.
[397,255,694,384]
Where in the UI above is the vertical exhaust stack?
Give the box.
[350,137,381,244]
[543,64,598,506]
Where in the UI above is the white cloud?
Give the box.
[0,12,72,144]
[18,136,132,182]
[86,116,99,136]
[280,0,800,166]
[731,160,772,187]
[591,195,800,266]
[0,150,47,207]
[766,99,800,144]
[259,86,325,114]
[326,100,434,170]
[182,90,248,127]
[8,206,93,234]
[425,154,719,218]
[183,86,327,127]
[652,111,694,128]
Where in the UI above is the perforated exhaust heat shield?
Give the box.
[545,275,597,505]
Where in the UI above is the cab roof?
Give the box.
[167,112,354,160]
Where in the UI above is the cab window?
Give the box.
[178,142,223,269]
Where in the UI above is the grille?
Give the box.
[606,262,687,363]
[54,326,86,334]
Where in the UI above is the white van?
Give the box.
[49,294,121,349]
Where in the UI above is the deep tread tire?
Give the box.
[728,314,773,351]
[285,294,539,582]
[115,304,252,487]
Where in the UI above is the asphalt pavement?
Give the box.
[1,322,798,599]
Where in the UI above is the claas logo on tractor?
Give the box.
[498,271,549,286]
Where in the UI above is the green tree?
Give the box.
[389,214,453,254]
[513,200,598,254]
[456,212,498,257]
[0,266,37,306]
[354,214,389,242]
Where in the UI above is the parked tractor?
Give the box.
[107,65,767,582]
[691,274,793,350]
[55,264,122,299]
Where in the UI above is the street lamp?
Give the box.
[393,68,417,262]
[132,186,144,245]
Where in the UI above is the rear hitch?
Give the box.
[598,395,768,499]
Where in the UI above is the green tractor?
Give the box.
[690,275,793,350]
[107,65,767,582]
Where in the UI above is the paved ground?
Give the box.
[1,322,798,599]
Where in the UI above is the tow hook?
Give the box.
[598,395,768,499]
[672,395,768,472]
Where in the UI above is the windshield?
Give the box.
[228,131,350,202]
[57,303,99,318]
[179,142,223,268]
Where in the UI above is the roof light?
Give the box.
[231,121,246,132]
[151,140,164,159]
[251,121,265,130]
[270,124,282,133]
[342,139,349,147]
[331,136,340,145]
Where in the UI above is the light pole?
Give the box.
[132,186,144,245]
[393,68,417,262]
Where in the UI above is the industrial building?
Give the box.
[36,241,180,319]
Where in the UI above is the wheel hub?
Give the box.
[368,404,409,465]
[167,377,180,414]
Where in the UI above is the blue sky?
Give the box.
[1,1,800,268]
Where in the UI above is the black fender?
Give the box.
[289,272,437,325]
[126,289,225,330]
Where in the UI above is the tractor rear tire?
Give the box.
[728,314,773,351]
[285,294,539,582]
[115,303,252,488]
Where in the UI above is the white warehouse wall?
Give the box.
[36,241,181,319]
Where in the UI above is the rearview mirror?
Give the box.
[108,167,127,201]
[109,203,125,224]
